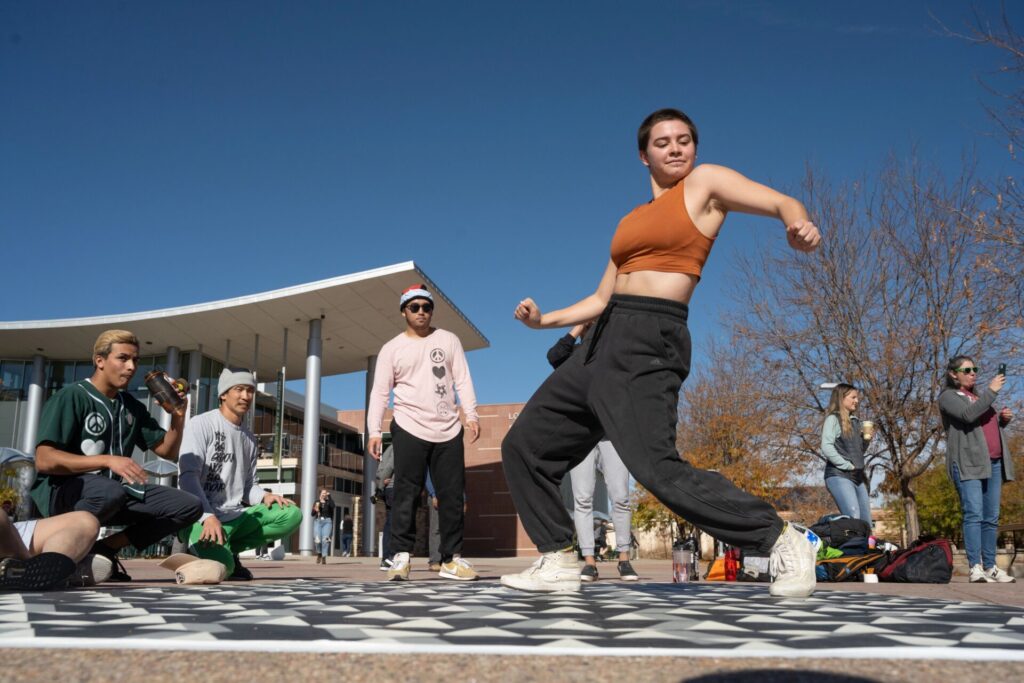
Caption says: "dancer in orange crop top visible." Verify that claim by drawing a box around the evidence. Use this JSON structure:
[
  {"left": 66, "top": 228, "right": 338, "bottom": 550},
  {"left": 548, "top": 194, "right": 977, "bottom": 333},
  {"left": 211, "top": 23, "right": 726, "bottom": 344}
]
[{"left": 501, "top": 108, "right": 823, "bottom": 599}]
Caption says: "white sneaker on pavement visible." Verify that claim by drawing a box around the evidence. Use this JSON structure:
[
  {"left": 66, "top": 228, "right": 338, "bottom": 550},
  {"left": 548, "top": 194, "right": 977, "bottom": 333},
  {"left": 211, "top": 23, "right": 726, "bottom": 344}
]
[
  {"left": 768, "top": 523, "right": 817, "bottom": 598},
  {"left": 969, "top": 564, "right": 993, "bottom": 583},
  {"left": 387, "top": 552, "right": 411, "bottom": 581},
  {"left": 500, "top": 550, "right": 581, "bottom": 593},
  {"left": 985, "top": 565, "right": 1016, "bottom": 583}
]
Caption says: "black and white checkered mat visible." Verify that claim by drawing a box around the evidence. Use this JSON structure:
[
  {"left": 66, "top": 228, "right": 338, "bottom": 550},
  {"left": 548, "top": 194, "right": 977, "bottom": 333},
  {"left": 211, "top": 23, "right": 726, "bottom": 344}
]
[{"left": 2, "top": 581, "right": 1023, "bottom": 655}]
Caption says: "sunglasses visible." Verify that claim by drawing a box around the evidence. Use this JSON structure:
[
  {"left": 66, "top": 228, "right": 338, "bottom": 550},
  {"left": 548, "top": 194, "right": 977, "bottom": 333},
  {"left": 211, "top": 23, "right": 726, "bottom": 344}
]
[
  {"left": 406, "top": 302, "right": 433, "bottom": 314},
  {"left": 956, "top": 367, "right": 979, "bottom": 374}
]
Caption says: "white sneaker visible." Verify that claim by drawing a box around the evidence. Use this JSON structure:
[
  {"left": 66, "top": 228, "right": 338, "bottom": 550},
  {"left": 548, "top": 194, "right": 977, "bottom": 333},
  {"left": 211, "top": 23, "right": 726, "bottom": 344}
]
[
  {"left": 768, "top": 524, "right": 817, "bottom": 598},
  {"left": 969, "top": 564, "right": 993, "bottom": 583},
  {"left": 67, "top": 553, "right": 113, "bottom": 587},
  {"left": 387, "top": 552, "right": 410, "bottom": 581},
  {"left": 986, "top": 566, "right": 1016, "bottom": 583},
  {"left": 500, "top": 551, "right": 581, "bottom": 593},
  {"left": 983, "top": 565, "right": 1015, "bottom": 581}
]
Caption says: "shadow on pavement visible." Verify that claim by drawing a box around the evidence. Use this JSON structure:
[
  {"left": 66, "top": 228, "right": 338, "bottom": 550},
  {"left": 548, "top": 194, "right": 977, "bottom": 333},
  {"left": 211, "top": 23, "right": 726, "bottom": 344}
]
[{"left": 685, "top": 672, "right": 879, "bottom": 683}]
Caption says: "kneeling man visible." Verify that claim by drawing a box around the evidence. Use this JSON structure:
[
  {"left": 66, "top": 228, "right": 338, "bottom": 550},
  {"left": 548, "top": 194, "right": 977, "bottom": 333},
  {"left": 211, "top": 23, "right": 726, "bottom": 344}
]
[{"left": 178, "top": 368, "right": 301, "bottom": 579}]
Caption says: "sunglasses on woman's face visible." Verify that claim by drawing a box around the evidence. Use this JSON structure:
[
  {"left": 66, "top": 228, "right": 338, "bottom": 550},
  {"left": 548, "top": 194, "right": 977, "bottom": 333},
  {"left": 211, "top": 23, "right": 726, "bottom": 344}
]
[
  {"left": 956, "top": 367, "right": 979, "bottom": 374},
  {"left": 406, "top": 303, "right": 433, "bottom": 314}
]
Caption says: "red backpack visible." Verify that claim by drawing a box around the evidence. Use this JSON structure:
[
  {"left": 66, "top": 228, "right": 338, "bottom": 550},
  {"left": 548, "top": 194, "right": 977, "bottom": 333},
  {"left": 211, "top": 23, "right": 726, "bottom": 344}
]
[{"left": 878, "top": 538, "right": 953, "bottom": 583}]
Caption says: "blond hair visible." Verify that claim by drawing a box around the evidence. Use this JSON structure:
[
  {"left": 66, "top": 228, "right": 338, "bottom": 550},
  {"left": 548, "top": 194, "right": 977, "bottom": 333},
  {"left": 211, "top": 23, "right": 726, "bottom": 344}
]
[{"left": 93, "top": 329, "right": 140, "bottom": 360}]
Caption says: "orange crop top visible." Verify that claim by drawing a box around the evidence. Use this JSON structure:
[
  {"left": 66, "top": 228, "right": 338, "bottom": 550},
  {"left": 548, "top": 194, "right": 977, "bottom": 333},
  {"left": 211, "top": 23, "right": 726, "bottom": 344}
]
[{"left": 609, "top": 180, "right": 714, "bottom": 278}]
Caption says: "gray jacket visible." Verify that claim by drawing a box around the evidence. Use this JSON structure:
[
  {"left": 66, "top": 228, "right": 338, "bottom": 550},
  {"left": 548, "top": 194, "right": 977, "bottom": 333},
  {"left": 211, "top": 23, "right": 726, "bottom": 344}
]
[
  {"left": 938, "top": 387, "right": 1015, "bottom": 483},
  {"left": 375, "top": 445, "right": 395, "bottom": 490}
]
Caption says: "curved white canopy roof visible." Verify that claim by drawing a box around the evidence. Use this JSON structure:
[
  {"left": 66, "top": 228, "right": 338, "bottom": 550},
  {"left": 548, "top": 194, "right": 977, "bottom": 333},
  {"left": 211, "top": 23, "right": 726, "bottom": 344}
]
[{"left": 0, "top": 262, "right": 488, "bottom": 380}]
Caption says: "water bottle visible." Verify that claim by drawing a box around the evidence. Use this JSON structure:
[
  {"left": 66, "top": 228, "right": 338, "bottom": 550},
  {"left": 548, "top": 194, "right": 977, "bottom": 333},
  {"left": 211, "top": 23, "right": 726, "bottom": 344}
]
[{"left": 672, "top": 542, "right": 690, "bottom": 583}]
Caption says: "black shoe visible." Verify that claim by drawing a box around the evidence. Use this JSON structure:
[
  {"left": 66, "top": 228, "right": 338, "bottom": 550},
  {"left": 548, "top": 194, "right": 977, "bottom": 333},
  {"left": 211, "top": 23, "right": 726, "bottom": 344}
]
[
  {"left": 617, "top": 560, "right": 640, "bottom": 582},
  {"left": 580, "top": 564, "right": 599, "bottom": 582},
  {"left": 0, "top": 553, "right": 77, "bottom": 591},
  {"left": 90, "top": 541, "right": 132, "bottom": 582},
  {"left": 228, "top": 555, "right": 254, "bottom": 581}
]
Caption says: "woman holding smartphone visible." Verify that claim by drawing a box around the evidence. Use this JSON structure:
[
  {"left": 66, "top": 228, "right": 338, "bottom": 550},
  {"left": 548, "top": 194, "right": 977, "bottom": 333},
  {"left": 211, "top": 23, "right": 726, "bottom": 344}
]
[{"left": 939, "top": 357, "right": 1015, "bottom": 583}]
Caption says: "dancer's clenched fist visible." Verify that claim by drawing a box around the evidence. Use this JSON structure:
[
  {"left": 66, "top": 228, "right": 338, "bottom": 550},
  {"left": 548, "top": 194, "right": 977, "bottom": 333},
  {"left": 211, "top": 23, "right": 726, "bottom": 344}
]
[
  {"left": 786, "top": 220, "right": 821, "bottom": 252},
  {"left": 514, "top": 298, "right": 543, "bottom": 328}
]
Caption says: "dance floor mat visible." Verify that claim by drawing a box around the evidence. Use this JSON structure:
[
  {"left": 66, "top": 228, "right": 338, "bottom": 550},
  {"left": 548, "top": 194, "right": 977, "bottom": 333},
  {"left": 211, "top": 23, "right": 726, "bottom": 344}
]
[{"left": 2, "top": 581, "right": 1023, "bottom": 659}]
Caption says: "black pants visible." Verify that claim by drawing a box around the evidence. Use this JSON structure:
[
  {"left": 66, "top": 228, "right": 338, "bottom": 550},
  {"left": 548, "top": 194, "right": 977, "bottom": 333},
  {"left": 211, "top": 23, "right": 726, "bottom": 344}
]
[
  {"left": 389, "top": 419, "right": 465, "bottom": 561},
  {"left": 502, "top": 294, "right": 784, "bottom": 555},
  {"left": 50, "top": 473, "right": 203, "bottom": 550},
  {"left": 381, "top": 486, "right": 394, "bottom": 560}
]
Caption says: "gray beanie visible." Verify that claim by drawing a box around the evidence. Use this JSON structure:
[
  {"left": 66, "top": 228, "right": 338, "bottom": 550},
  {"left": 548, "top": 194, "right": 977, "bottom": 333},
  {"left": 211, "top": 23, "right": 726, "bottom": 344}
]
[{"left": 218, "top": 368, "right": 256, "bottom": 397}]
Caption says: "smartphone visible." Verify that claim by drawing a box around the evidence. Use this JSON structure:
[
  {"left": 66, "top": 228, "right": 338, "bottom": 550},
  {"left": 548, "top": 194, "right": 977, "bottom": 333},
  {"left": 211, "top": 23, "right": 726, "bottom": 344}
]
[{"left": 998, "top": 363, "right": 1007, "bottom": 376}]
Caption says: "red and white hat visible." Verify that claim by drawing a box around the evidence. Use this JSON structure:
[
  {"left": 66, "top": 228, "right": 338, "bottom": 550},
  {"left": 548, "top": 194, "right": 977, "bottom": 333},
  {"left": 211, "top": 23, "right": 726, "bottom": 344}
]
[{"left": 400, "top": 284, "right": 433, "bottom": 310}]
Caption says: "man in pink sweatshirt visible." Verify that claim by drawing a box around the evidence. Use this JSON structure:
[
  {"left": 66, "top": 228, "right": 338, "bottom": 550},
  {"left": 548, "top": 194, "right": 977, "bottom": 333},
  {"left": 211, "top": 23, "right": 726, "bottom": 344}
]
[{"left": 367, "top": 284, "right": 480, "bottom": 582}]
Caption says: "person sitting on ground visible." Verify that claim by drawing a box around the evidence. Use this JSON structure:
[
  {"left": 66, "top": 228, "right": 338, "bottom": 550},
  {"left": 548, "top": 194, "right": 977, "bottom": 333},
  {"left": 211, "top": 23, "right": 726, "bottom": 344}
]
[
  {"left": 0, "top": 507, "right": 112, "bottom": 590},
  {"left": 178, "top": 368, "right": 302, "bottom": 580},
  {"left": 31, "top": 329, "right": 203, "bottom": 582}
]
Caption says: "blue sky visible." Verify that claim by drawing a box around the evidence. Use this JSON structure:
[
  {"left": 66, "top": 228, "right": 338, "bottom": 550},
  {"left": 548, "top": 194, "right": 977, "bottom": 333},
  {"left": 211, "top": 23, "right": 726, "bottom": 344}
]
[{"left": 1, "top": 1, "right": 1019, "bottom": 410}]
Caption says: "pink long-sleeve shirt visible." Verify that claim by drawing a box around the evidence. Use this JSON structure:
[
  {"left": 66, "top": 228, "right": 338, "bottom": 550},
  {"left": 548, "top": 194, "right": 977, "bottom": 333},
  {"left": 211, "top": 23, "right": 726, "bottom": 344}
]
[{"left": 367, "top": 328, "right": 479, "bottom": 443}]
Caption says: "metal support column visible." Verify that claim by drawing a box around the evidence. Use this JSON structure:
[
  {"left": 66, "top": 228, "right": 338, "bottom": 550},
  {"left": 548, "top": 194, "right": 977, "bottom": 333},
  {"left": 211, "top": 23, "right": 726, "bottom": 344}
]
[
  {"left": 158, "top": 346, "right": 181, "bottom": 431},
  {"left": 298, "top": 318, "right": 322, "bottom": 557},
  {"left": 248, "top": 333, "right": 259, "bottom": 432},
  {"left": 153, "top": 346, "right": 181, "bottom": 486},
  {"left": 361, "top": 354, "right": 377, "bottom": 555},
  {"left": 17, "top": 355, "right": 46, "bottom": 455},
  {"left": 187, "top": 347, "right": 202, "bottom": 416}
]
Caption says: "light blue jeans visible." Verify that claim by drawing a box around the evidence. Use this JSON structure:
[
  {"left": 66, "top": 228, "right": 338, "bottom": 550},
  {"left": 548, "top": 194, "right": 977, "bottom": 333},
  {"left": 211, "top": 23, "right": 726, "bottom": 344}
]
[
  {"left": 952, "top": 459, "right": 1003, "bottom": 569},
  {"left": 314, "top": 518, "right": 333, "bottom": 557},
  {"left": 825, "top": 476, "right": 872, "bottom": 526}
]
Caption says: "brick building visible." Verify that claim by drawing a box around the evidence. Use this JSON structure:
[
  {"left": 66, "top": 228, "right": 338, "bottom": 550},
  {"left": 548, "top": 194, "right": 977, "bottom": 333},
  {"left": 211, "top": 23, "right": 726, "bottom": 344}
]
[{"left": 339, "top": 402, "right": 543, "bottom": 557}]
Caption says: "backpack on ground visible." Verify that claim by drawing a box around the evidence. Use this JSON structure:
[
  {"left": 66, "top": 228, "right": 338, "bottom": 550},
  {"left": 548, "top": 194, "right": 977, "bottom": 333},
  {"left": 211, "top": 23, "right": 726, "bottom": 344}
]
[
  {"left": 878, "top": 537, "right": 953, "bottom": 583},
  {"left": 810, "top": 515, "right": 872, "bottom": 549},
  {"left": 738, "top": 551, "right": 770, "bottom": 582},
  {"left": 815, "top": 550, "right": 889, "bottom": 582}
]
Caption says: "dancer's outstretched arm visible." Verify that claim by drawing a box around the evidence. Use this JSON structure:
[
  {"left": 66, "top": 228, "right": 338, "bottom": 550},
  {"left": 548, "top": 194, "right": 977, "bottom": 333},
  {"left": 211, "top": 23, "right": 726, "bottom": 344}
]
[{"left": 514, "top": 259, "right": 617, "bottom": 330}]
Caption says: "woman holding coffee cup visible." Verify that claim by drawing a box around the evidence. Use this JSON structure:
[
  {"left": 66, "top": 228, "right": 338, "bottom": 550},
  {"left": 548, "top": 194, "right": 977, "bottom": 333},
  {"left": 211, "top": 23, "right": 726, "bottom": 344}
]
[
  {"left": 939, "top": 356, "right": 1015, "bottom": 583},
  {"left": 821, "top": 383, "right": 873, "bottom": 525}
]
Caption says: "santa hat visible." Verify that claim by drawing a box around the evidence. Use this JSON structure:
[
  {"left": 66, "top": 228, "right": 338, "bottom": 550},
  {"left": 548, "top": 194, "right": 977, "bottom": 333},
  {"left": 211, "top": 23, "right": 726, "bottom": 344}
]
[{"left": 400, "top": 284, "right": 433, "bottom": 310}]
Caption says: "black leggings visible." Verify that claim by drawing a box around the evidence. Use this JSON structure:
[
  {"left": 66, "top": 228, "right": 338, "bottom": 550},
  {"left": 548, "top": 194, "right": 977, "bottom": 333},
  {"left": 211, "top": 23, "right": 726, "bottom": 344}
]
[{"left": 501, "top": 294, "right": 784, "bottom": 554}]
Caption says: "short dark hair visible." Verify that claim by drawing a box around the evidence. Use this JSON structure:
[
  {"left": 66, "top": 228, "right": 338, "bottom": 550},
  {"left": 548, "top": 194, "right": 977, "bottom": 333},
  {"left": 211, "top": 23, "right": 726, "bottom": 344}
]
[{"left": 637, "top": 108, "right": 699, "bottom": 152}]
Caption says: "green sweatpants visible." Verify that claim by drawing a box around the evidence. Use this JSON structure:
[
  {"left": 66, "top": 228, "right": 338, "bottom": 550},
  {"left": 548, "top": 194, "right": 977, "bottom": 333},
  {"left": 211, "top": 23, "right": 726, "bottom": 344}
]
[{"left": 188, "top": 504, "right": 302, "bottom": 574}]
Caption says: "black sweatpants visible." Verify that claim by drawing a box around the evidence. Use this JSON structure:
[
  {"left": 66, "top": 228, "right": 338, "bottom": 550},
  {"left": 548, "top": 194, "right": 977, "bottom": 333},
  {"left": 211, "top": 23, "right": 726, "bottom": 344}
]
[
  {"left": 501, "top": 294, "right": 784, "bottom": 555},
  {"left": 49, "top": 473, "right": 203, "bottom": 550},
  {"left": 389, "top": 419, "right": 465, "bottom": 562}
]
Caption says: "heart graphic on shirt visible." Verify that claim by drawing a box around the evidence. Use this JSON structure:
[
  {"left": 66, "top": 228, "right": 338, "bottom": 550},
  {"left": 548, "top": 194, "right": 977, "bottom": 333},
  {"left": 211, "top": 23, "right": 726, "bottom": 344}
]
[
  {"left": 433, "top": 366, "right": 446, "bottom": 379},
  {"left": 81, "top": 439, "right": 106, "bottom": 456}
]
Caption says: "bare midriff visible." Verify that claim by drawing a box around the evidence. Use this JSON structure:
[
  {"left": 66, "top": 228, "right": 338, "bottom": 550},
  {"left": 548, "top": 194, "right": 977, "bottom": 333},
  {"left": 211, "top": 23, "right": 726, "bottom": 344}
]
[{"left": 614, "top": 270, "right": 699, "bottom": 304}]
